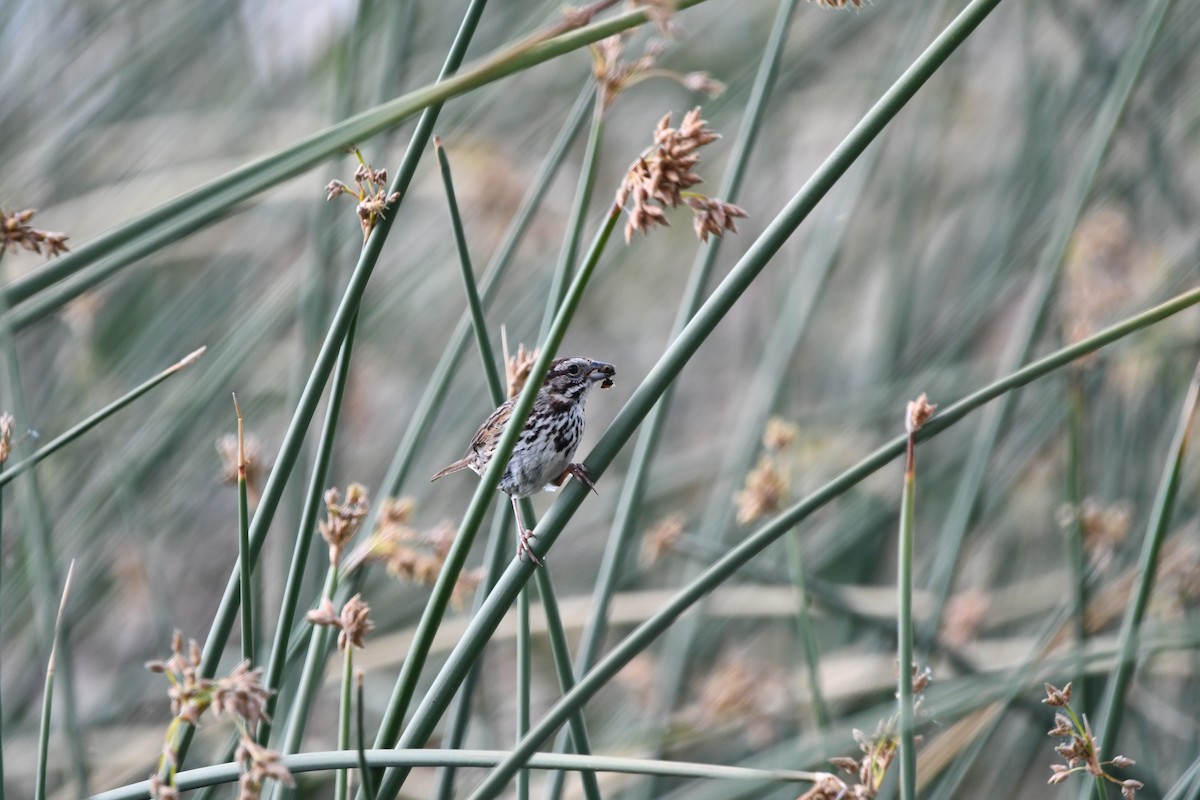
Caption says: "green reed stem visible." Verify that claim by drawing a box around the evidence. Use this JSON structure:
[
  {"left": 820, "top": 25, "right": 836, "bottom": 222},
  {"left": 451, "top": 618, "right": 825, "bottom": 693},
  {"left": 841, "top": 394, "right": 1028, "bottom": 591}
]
[
  {"left": 1065, "top": 366, "right": 1088, "bottom": 707},
  {"left": 0, "top": 485, "right": 4, "bottom": 799},
  {"left": 538, "top": 97, "right": 604, "bottom": 343},
  {"left": 897, "top": 421, "right": 919, "bottom": 800},
  {"left": 92, "top": 748, "right": 821, "bottom": 800},
  {"left": 0, "top": 274, "right": 88, "bottom": 795},
  {"left": 433, "top": 500, "right": 511, "bottom": 800},
  {"left": 516, "top": 561, "right": 531, "bottom": 800},
  {"left": 337, "top": 646, "right": 354, "bottom": 800},
  {"left": 1096, "top": 360, "right": 1200, "bottom": 759},
  {"left": 356, "top": 670, "right": 376, "bottom": 800},
  {"left": 258, "top": 313, "right": 357, "bottom": 746},
  {"left": 533, "top": 567, "right": 603, "bottom": 800},
  {"left": 233, "top": 395, "right": 254, "bottom": 666},
  {"left": 0, "top": 347, "right": 206, "bottom": 488},
  {"left": 35, "top": 561, "right": 74, "bottom": 800},
  {"left": 784, "top": 528, "right": 830, "bottom": 729}
]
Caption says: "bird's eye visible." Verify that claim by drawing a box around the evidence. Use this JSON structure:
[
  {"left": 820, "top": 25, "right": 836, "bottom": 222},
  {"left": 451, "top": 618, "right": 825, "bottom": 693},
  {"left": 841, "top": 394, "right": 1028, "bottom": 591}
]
[{"left": 566, "top": 363, "right": 581, "bottom": 377}]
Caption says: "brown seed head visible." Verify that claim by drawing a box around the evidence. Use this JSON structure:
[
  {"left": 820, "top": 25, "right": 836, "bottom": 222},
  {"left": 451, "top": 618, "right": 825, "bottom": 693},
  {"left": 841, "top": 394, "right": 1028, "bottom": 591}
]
[
  {"left": 506, "top": 342, "right": 541, "bottom": 399},
  {"left": 906, "top": 393, "right": 937, "bottom": 435},
  {"left": 236, "top": 734, "right": 295, "bottom": 800},
  {"left": 1042, "top": 682, "right": 1072, "bottom": 707},
  {"left": 734, "top": 454, "right": 789, "bottom": 525},
  {"left": 1121, "top": 779, "right": 1143, "bottom": 799},
  {"left": 1, "top": 208, "right": 70, "bottom": 258},
  {"left": 0, "top": 413, "right": 14, "bottom": 464},
  {"left": 211, "top": 661, "right": 272, "bottom": 732},
  {"left": 685, "top": 196, "right": 747, "bottom": 243},
  {"left": 337, "top": 594, "right": 374, "bottom": 650},
  {"left": 640, "top": 512, "right": 686, "bottom": 567},
  {"left": 307, "top": 594, "right": 374, "bottom": 651},
  {"left": 618, "top": 107, "right": 723, "bottom": 243},
  {"left": 319, "top": 483, "right": 371, "bottom": 566}
]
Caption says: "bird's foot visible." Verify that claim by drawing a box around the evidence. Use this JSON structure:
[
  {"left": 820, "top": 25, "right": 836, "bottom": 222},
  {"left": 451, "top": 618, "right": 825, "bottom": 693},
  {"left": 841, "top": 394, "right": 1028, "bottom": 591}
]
[
  {"left": 517, "top": 527, "right": 544, "bottom": 566},
  {"left": 558, "top": 463, "right": 597, "bottom": 494}
]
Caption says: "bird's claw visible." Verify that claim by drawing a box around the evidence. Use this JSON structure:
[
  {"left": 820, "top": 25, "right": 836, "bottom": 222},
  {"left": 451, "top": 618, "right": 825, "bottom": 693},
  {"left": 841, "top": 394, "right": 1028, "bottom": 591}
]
[
  {"left": 563, "top": 463, "right": 597, "bottom": 495},
  {"left": 518, "top": 528, "right": 544, "bottom": 566}
]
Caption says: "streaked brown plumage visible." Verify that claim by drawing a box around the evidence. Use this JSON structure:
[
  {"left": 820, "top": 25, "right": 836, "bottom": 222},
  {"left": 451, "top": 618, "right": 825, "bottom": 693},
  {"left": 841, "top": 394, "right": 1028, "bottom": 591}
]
[{"left": 431, "top": 356, "right": 616, "bottom": 563}]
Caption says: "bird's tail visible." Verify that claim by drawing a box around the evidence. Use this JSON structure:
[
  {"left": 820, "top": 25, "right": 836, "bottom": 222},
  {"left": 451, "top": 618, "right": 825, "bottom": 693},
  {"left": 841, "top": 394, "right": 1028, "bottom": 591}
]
[{"left": 430, "top": 458, "right": 470, "bottom": 482}]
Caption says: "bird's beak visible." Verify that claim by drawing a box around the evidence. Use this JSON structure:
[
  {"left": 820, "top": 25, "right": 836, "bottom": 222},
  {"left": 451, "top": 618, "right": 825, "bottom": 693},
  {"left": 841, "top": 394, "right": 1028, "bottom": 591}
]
[{"left": 589, "top": 360, "right": 616, "bottom": 388}]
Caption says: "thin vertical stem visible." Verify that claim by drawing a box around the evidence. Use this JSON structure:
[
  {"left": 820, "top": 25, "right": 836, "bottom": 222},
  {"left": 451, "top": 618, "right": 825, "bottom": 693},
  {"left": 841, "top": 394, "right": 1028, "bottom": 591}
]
[
  {"left": 897, "top": 426, "right": 919, "bottom": 800},
  {"left": 516, "top": 560, "right": 532, "bottom": 800},
  {"left": 258, "top": 313, "right": 358, "bottom": 746},
  {"left": 1065, "top": 367, "right": 1088, "bottom": 708},
  {"left": 784, "top": 529, "right": 830, "bottom": 729},
  {"left": 235, "top": 394, "right": 254, "bottom": 666},
  {"left": 1096, "top": 361, "right": 1200, "bottom": 759},
  {"left": 337, "top": 646, "right": 354, "bottom": 800},
  {"left": 538, "top": 99, "right": 604, "bottom": 343},
  {"left": 357, "top": 670, "right": 376, "bottom": 800},
  {"left": 434, "top": 137, "right": 503, "bottom": 404},
  {"left": 35, "top": 561, "right": 75, "bottom": 800}
]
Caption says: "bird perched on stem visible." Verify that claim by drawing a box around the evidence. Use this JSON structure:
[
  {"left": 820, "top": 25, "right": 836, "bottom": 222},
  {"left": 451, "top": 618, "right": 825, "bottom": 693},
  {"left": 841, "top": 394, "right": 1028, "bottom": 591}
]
[{"left": 431, "top": 356, "right": 616, "bottom": 564}]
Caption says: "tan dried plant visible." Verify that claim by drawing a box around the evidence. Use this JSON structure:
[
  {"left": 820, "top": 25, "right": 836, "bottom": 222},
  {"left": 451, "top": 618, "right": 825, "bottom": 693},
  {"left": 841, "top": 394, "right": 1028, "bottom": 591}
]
[
  {"left": 319, "top": 483, "right": 371, "bottom": 567},
  {"left": 616, "top": 107, "right": 746, "bottom": 244},
  {"left": 1043, "top": 682, "right": 1141, "bottom": 798},
  {"left": 326, "top": 147, "right": 402, "bottom": 241},
  {"left": 1, "top": 207, "right": 69, "bottom": 257}
]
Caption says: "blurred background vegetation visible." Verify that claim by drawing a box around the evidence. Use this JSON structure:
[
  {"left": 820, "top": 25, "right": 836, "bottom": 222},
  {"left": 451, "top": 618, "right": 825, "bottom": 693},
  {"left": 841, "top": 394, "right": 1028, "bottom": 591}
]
[{"left": 2, "top": 0, "right": 1200, "bottom": 797}]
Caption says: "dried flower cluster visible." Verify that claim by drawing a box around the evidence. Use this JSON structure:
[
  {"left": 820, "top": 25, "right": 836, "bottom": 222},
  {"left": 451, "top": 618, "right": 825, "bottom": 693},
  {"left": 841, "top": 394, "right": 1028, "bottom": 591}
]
[
  {"left": 685, "top": 653, "right": 790, "bottom": 746},
  {"left": 825, "top": 724, "right": 902, "bottom": 796},
  {"left": 1, "top": 208, "right": 69, "bottom": 258},
  {"left": 820, "top": 666, "right": 932, "bottom": 798},
  {"left": 640, "top": 512, "right": 686, "bottom": 566},
  {"left": 145, "top": 632, "right": 283, "bottom": 799},
  {"left": 0, "top": 413, "right": 14, "bottom": 465},
  {"left": 326, "top": 149, "right": 402, "bottom": 241},
  {"left": 905, "top": 393, "right": 937, "bottom": 435},
  {"left": 616, "top": 107, "right": 746, "bottom": 243},
  {"left": 307, "top": 593, "right": 375, "bottom": 651},
  {"left": 1056, "top": 497, "right": 1132, "bottom": 572},
  {"left": 235, "top": 735, "right": 295, "bottom": 800},
  {"left": 734, "top": 416, "right": 798, "bottom": 525},
  {"left": 343, "top": 497, "right": 483, "bottom": 608},
  {"left": 810, "top": 0, "right": 864, "bottom": 8},
  {"left": 319, "top": 483, "right": 371, "bottom": 567},
  {"left": 1043, "top": 682, "right": 1141, "bottom": 798},
  {"left": 211, "top": 661, "right": 272, "bottom": 728},
  {"left": 145, "top": 633, "right": 272, "bottom": 737},
  {"left": 506, "top": 341, "right": 541, "bottom": 399}
]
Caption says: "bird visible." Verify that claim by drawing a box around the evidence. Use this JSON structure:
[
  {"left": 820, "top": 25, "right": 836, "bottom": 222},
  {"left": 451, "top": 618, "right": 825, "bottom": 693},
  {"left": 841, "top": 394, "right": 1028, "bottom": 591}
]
[{"left": 431, "top": 356, "right": 616, "bottom": 565}]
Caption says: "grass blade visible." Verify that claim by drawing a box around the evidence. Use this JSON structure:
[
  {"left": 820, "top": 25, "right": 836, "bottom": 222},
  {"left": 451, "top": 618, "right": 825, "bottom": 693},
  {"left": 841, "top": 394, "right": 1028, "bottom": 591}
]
[
  {"left": 35, "top": 560, "right": 74, "bottom": 800},
  {"left": 0, "top": 347, "right": 206, "bottom": 489}
]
